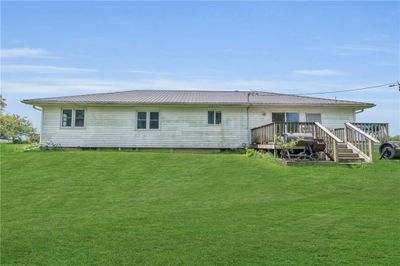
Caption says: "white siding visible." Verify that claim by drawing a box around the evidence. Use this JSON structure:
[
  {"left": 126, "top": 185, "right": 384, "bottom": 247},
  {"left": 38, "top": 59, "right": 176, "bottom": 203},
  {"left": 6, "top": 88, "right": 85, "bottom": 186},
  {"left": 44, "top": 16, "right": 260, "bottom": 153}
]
[
  {"left": 41, "top": 105, "right": 249, "bottom": 148},
  {"left": 41, "top": 105, "right": 356, "bottom": 148},
  {"left": 248, "top": 106, "right": 355, "bottom": 129}
]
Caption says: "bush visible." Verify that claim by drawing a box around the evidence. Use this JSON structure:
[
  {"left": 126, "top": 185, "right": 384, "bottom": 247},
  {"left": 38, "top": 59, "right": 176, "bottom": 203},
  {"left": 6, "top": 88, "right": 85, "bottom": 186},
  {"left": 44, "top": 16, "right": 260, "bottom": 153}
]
[
  {"left": 245, "top": 148, "right": 256, "bottom": 157},
  {"left": 245, "top": 149, "right": 281, "bottom": 164},
  {"left": 29, "top": 133, "right": 40, "bottom": 143},
  {"left": 23, "top": 143, "right": 41, "bottom": 152},
  {"left": 23, "top": 141, "right": 63, "bottom": 152},
  {"left": 390, "top": 135, "right": 400, "bottom": 141}
]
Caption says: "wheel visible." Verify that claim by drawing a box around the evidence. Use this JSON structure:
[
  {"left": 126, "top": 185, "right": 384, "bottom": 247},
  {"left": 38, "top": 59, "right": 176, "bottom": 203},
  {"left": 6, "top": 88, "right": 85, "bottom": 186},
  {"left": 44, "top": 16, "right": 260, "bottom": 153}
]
[{"left": 381, "top": 146, "right": 395, "bottom": 160}]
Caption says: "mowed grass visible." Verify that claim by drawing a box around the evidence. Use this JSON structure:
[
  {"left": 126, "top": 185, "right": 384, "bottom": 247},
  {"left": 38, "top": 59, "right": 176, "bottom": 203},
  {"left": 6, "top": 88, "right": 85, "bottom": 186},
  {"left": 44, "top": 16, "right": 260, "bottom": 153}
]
[{"left": 1, "top": 145, "right": 399, "bottom": 265}]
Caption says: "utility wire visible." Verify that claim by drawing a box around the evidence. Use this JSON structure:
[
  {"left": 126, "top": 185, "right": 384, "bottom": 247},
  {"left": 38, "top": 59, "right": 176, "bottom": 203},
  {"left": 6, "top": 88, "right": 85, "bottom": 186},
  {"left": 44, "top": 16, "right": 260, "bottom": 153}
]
[{"left": 294, "top": 81, "right": 398, "bottom": 96}]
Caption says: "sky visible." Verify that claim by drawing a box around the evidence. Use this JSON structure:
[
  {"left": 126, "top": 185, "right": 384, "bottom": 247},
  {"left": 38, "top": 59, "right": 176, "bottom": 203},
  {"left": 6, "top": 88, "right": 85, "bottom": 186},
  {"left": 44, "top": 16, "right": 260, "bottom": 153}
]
[{"left": 1, "top": 1, "right": 399, "bottom": 134}]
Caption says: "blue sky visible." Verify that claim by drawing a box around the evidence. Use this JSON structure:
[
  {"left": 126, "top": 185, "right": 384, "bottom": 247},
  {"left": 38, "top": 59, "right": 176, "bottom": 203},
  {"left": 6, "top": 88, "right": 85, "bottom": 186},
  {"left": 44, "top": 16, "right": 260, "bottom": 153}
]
[{"left": 1, "top": 1, "right": 399, "bottom": 134}]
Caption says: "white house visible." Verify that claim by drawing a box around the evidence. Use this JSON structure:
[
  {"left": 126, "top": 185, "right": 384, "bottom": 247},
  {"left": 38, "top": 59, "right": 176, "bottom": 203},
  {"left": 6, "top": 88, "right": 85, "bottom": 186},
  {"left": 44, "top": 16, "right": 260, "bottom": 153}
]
[{"left": 22, "top": 90, "right": 375, "bottom": 149}]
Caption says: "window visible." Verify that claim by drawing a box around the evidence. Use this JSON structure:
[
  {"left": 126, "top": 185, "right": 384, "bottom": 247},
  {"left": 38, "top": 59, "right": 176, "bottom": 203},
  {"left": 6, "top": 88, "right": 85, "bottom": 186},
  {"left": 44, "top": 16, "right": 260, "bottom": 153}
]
[
  {"left": 208, "top": 111, "right": 214, "bottom": 124},
  {"left": 306, "top": 113, "right": 322, "bottom": 123},
  {"left": 137, "top": 111, "right": 159, "bottom": 129},
  {"left": 286, "top": 112, "right": 299, "bottom": 122},
  {"left": 149, "top": 112, "right": 159, "bottom": 129},
  {"left": 62, "top": 109, "right": 85, "bottom": 128},
  {"left": 272, "top": 112, "right": 285, "bottom": 122},
  {"left": 75, "top": 110, "right": 85, "bottom": 127},
  {"left": 272, "top": 112, "right": 299, "bottom": 122},
  {"left": 215, "top": 111, "right": 221, "bottom": 124},
  {"left": 137, "top": 112, "right": 147, "bottom": 129},
  {"left": 62, "top": 109, "right": 72, "bottom": 127},
  {"left": 208, "top": 111, "right": 221, "bottom": 125}
]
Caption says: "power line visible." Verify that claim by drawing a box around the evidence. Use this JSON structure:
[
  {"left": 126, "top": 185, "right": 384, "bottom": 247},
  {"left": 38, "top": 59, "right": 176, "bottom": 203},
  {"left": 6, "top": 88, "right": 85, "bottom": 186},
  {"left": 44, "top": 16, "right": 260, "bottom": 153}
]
[{"left": 294, "top": 81, "right": 398, "bottom": 96}]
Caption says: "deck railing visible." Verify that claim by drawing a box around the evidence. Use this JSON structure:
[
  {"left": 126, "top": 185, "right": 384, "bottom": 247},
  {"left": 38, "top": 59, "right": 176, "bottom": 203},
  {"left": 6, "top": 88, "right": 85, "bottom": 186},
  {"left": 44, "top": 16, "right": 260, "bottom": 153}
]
[
  {"left": 251, "top": 122, "right": 342, "bottom": 161},
  {"left": 251, "top": 122, "right": 316, "bottom": 145},
  {"left": 345, "top": 122, "right": 380, "bottom": 162},
  {"left": 351, "top": 122, "right": 389, "bottom": 142},
  {"left": 332, "top": 128, "right": 346, "bottom": 141},
  {"left": 315, "top": 122, "right": 343, "bottom": 162}
]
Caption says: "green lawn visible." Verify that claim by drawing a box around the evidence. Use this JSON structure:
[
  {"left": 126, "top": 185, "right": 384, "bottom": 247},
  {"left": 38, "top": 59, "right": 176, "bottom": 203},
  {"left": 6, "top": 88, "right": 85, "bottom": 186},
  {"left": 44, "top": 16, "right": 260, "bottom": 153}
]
[{"left": 1, "top": 144, "right": 399, "bottom": 265}]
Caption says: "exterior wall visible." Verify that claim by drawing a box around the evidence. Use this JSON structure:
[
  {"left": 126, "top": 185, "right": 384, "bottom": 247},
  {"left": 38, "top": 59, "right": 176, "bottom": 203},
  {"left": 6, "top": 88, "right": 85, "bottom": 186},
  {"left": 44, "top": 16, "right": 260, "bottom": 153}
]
[
  {"left": 248, "top": 106, "right": 356, "bottom": 129},
  {"left": 41, "top": 105, "right": 249, "bottom": 148},
  {"left": 40, "top": 104, "right": 356, "bottom": 148}
]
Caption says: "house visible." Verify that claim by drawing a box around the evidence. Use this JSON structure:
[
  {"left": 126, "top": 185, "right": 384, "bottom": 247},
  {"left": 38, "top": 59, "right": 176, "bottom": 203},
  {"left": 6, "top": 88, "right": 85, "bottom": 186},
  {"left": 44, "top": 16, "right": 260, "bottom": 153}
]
[{"left": 23, "top": 90, "right": 387, "bottom": 162}]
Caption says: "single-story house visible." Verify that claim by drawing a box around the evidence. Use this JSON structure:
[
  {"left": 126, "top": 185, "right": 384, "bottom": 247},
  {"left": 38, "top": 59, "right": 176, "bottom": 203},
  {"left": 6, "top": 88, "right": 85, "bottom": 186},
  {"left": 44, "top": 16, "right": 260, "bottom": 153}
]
[{"left": 22, "top": 90, "right": 375, "bottom": 149}]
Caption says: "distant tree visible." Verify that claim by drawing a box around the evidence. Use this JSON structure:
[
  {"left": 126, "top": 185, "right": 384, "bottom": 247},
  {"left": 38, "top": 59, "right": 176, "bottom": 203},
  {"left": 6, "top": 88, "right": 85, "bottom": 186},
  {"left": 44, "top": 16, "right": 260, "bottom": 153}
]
[
  {"left": 0, "top": 114, "right": 36, "bottom": 142},
  {"left": 0, "top": 95, "right": 6, "bottom": 114}
]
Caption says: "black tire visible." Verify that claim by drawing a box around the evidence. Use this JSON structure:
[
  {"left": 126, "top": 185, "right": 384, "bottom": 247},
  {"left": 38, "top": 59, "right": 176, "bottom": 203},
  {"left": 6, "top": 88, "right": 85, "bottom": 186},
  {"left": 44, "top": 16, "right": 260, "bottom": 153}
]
[{"left": 381, "top": 146, "right": 395, "bottom": 159}]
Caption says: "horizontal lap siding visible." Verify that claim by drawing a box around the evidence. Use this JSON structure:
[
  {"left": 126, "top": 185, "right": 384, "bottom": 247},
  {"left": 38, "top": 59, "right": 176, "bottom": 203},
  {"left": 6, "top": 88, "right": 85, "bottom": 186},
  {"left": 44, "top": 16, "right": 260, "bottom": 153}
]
[
  {"left": 248, "top": 106, "right": 355, "bottom": 129},
  {"left": 41, "top": 106, "right": 249, "bottom": 148},
  {"left": 41, "top": 105, "right": 356, "bottom": 148}
]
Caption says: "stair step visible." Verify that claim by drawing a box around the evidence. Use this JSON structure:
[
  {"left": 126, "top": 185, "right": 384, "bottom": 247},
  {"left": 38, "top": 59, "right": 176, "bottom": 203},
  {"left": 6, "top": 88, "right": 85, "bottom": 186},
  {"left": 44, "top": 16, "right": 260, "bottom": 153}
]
[
  {"left": 338, "top": 153, "right": 360, "bottom": 158},
  {"left": 337, "top": 149, "right": 354, "bottom": 153},
  {"left": 338, "top": 162, "right": 363, "bottom": 166},
  {"left": 338, "top": 158, "right": 364, "bottom": 163}
]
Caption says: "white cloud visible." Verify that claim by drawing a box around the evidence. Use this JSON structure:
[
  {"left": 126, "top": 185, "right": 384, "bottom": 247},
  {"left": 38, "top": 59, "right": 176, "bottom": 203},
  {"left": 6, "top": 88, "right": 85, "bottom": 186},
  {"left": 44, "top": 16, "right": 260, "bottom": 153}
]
[
  {"left": 1, "top": 65, "right": 97, "bottom": 73},
  {"left": 127, "top": 70, "right": 173, "bottom": 76},
  {"left": 0, "top": 48, "right": 49, "bottom": 58},
  {"left": 293, "top": 69, "right": 344, "bottom": 76}
]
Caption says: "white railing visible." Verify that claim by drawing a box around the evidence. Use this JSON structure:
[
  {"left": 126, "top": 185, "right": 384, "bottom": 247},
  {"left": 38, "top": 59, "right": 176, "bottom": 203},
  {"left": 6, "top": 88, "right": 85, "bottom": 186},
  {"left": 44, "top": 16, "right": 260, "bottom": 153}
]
[
  {"left": 345, "top": 123, "right": 380, "bottom": 162},
  {"left": 351, "top": 122, "right": 389, "bottom": 142},
  {"left": 315, "top": 122, "right": 343, "bottom": 162}
]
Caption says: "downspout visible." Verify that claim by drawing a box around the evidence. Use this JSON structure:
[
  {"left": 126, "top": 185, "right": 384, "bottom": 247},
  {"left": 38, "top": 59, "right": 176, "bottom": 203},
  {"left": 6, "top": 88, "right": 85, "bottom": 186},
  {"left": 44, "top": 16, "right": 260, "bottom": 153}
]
[
  {"left": 355, "top": 109, "right": 364, "bottom": 114},
  {"left": 32, "top": 105, "right": 43, "bottom": 144}
]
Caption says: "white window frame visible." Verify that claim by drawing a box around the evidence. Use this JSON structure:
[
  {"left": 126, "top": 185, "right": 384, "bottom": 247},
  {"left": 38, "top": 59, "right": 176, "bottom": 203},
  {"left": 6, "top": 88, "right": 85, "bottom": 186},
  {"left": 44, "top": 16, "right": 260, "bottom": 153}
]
[
  {"left": 271, "top": 112, "right": 300, "bottom": 122},
  {"left": 60, "top": 108, "right": 86, "bottom": 129},
  {"left": 208, "top": 111, "right": 222, "bottom": 125},
  {"left": 136, "top": 111, "right": 160, "bottom": 130}
]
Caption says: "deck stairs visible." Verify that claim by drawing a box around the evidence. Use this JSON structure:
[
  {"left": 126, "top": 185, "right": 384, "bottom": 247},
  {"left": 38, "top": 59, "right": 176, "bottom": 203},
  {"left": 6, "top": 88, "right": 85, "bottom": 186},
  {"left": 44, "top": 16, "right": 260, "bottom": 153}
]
[{"left": 336, "top": 142, "right": 365, "bottom": 165}]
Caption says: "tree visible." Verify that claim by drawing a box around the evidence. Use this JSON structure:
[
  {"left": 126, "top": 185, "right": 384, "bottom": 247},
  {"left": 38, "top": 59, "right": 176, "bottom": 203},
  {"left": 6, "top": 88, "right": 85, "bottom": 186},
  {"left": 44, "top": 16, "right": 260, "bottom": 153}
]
[
  {"left": 0, "top": 114, "right": 36, "bottom": 142},
  {"left": 0, "top": 95, "right": 6, "bottom": 114}
]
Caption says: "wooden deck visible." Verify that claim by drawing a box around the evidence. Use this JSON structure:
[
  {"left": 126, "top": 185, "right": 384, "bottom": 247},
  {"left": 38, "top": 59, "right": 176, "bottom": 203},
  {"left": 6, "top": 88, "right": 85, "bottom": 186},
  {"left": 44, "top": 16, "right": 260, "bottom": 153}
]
[{"left": 251, "top": 122, "right": 389, "bottom": 163}]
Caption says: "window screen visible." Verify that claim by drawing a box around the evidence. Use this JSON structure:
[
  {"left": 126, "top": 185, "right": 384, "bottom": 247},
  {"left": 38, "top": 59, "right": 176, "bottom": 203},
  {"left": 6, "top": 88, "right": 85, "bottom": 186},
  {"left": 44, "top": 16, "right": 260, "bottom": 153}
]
[
  {"left": 208, "top": 111, "right": 215, "bottom": 124},
  {"left": 215, "top": 111, "right": 221, "bottom": 124},
  {"left": 62, "top": 109, "right": 72, "bottom": 127},
  {"left": 149, "top": 112, "right": 159, "bottom": 129},
  {"left": 137, "top": 112, "right": 147, "bottom": 129},
  {"left": 272, "top": 112, "right": 285, "bottom": 122},
  {"left": 75, "top": 110, "right": 85, "bottom": 127}
]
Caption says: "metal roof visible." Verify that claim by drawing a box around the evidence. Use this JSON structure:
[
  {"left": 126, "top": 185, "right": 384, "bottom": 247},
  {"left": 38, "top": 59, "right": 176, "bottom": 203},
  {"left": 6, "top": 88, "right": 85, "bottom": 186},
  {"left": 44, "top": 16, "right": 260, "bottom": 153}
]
[{"left": 22, "top": 90, "right": 375, "bottom": 108}]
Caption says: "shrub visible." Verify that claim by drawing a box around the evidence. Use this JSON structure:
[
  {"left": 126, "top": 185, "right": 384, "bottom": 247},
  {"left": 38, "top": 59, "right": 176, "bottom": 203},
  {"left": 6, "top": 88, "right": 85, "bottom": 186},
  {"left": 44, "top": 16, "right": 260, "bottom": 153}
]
[
  {"left": 245, "top": 148, "right": 256, "bottom": 157},
  {"left": 245, "top": 148, "right": 281, "bottom": 164},
  {"left": 23, "top": 143, "right": 41, "bottom": 152},
  {"left": 390, "top": 135, "right": 400, "bottom": 141},
  {"left": 23, "top": 141, "right": 63, "bottom": 152}
]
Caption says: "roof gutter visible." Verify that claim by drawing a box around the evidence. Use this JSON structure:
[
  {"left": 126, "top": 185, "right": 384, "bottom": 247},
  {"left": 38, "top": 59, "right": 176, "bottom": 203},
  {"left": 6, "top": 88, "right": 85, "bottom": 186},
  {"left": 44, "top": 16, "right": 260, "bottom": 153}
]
[{"left": 32, "top": 105, "right": 42, "bottom": 111}]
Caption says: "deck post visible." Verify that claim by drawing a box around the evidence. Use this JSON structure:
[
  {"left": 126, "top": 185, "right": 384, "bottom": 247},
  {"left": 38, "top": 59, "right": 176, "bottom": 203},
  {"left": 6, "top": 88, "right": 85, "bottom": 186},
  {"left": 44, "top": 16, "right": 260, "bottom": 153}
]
[
  {"left": 333, "top": 141, "right": 338, "bottom": 162},
  {"left": 368, "top": 139, "right": 374, "bottom": 162}
]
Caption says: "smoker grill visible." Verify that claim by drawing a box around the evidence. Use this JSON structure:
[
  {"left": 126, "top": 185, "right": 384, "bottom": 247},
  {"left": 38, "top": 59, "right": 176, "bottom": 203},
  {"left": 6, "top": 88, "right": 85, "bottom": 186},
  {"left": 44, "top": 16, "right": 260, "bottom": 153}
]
[
  {"left": 379, "top": 141, "right": 400, "bottom": 160},
  {"left": 281, "top": 133, "right": 326, "bottom": 160}
]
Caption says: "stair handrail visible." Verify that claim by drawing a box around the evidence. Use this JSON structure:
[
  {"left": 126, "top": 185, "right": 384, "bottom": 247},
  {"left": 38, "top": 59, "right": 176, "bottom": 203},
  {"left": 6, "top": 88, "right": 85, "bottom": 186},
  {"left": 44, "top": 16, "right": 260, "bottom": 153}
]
[
  {"left": 345, "top": 122, "right": 379, "bottom": 162},
  {"left": 315, "top": 122, "right": 342, "bottom": 162},
  {"left": 315, "top": 122, "right": 342, "bottom": 142},
  {"left": 346, "top": 123, "right": 380, "bottom": 143}
]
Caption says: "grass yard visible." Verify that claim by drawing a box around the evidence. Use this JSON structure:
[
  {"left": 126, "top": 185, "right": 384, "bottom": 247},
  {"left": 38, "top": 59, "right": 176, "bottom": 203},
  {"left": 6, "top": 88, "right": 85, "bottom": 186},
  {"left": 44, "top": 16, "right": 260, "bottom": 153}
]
[{"left": 1, "top": 144, "right": 399, "bottom": 265}]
